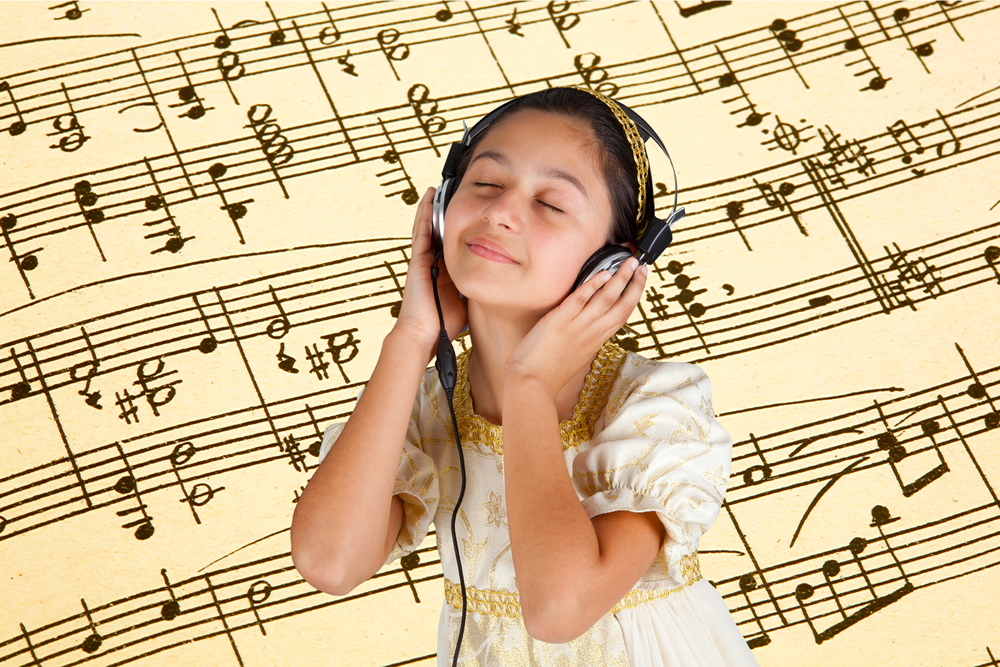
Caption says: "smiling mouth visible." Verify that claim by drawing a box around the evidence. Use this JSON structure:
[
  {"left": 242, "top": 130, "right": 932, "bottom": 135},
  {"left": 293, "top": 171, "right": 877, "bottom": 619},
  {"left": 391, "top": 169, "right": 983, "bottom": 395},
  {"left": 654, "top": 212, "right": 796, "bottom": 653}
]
[{"left": 468, "top": 243, "right": 518, "bottom": 264}]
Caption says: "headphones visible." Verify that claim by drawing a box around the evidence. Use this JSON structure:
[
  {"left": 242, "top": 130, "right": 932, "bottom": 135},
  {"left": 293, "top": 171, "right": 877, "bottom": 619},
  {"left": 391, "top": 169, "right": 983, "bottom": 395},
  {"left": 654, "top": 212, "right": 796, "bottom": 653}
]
[
  {"left": 431, "top": 92, "right": 686, "bottom": 291},
  {"left": 425, "top": 89, "right": 685, "bottom": 666}
]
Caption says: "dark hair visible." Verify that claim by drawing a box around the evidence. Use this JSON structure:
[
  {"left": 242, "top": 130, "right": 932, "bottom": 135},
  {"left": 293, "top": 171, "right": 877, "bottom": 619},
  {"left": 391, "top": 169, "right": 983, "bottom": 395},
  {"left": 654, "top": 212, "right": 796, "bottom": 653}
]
[{"left": 453, "top": 88, "right": 640, "bottom": 246}]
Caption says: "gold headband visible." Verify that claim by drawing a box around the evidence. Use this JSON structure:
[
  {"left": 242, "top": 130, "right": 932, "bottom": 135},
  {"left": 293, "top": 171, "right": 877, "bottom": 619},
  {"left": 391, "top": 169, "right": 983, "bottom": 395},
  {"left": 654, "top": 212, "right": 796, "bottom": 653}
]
[{"left": 572, "top": 86, "right": 650, "bottom": 242}]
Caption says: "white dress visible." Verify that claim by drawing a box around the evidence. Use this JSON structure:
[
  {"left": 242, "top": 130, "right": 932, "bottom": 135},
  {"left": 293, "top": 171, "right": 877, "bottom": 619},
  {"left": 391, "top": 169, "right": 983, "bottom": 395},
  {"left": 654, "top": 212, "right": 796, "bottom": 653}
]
[{"left": 318, "top": 339, "right": 760, "bottom": 667}]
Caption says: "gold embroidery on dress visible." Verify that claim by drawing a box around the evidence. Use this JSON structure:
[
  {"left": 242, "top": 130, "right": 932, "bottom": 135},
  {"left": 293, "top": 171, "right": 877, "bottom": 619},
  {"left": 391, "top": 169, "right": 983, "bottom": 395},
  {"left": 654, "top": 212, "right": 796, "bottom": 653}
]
[
  {"left": 444, "top": 553, "right": 702, "bottom": 617},
  {"left": 453, "top": 340, "right": 627, "bottom": 455}
]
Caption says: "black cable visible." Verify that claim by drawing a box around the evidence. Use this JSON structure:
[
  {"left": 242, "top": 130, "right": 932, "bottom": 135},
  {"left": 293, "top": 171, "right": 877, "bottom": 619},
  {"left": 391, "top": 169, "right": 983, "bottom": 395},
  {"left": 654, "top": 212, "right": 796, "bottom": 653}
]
[{"left": 430, "top": 250, "right": 468, "bottom": 667}]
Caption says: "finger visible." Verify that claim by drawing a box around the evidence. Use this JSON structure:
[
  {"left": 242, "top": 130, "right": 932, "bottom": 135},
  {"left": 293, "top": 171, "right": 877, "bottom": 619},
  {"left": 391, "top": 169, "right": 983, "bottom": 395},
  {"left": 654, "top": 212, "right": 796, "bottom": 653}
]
[
  {"left": 588, "top": 258, "right": 640, "bottom": 312},
  {"left": 568, "top": 268, "right": 615, "bottom": 315},
  {"left": 412, "top": 187, "right": 436, "bottom": 249}
]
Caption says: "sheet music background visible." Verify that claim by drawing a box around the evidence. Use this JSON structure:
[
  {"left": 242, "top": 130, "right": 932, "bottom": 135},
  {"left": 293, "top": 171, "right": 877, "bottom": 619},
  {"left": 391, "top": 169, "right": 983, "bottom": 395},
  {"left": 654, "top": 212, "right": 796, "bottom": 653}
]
[{"left": 2, "top": 1, "right": 999, "bottom": 665}]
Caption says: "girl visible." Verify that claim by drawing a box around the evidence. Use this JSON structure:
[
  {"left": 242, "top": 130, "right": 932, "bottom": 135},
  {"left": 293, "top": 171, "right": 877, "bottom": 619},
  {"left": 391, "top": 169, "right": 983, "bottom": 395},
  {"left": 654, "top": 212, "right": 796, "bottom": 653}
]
[{"left": 291, "top": 87, "right": 759, "bottom": 667}]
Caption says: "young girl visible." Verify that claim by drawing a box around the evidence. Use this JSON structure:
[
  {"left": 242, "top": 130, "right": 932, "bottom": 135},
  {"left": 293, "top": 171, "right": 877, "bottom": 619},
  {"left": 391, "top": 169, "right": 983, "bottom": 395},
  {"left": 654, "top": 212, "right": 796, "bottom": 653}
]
[{"left": 291, "top": 87, "right": 759, "bottom": 667}]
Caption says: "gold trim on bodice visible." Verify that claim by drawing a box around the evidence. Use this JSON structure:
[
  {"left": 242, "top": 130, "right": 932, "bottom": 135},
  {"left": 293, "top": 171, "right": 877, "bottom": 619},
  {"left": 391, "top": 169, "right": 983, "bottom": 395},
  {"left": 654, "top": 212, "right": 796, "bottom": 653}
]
[
  {"left": 444, "top": 553, "right": 702, "bottom": 617},
  {"left": 454, "top": 339, "right": 628, "bottom": 455}
]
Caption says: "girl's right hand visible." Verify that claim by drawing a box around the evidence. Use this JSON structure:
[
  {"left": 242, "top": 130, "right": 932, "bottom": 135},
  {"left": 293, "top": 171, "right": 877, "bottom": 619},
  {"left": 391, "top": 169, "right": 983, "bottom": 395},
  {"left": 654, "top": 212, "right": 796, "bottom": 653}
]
[{"left": 391, "top": 187, "right": 469, "bottom": 358}]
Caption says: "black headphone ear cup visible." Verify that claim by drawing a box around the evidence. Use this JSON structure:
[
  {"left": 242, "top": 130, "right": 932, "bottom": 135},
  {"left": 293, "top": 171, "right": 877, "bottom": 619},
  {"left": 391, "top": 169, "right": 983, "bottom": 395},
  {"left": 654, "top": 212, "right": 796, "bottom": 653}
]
[{"left": 572, "top": 244, "right": 634, "bottom": 292}]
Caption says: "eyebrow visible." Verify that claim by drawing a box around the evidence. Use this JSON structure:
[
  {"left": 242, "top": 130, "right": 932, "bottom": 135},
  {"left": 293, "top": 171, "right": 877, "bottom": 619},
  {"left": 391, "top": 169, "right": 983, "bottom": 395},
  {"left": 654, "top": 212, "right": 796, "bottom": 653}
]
[{"left": 470, "top": 150, "right": 589, "bottom": 200}]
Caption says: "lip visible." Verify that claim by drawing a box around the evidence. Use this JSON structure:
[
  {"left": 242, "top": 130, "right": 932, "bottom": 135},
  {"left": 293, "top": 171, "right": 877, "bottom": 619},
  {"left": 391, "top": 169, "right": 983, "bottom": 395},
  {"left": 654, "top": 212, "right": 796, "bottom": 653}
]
[{"left": 467, "top": 237, "right": 518, "bottom": 264}]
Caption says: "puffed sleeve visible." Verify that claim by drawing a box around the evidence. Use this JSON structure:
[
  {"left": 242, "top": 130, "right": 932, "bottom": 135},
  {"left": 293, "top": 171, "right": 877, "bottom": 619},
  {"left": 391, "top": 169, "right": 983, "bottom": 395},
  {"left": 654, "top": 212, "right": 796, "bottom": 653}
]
[
  {"left": 317, "top": 381, "right": 440, "bottom": 566},
  {"left": 572, "top": 360, "right": 731, "bottom": 555}
]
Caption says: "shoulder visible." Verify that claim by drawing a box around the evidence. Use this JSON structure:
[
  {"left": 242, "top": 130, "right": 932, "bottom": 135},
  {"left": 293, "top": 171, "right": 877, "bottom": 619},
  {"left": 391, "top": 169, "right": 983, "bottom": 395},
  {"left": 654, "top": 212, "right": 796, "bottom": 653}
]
[{"left": 606, "top": 350, "right": 716, "bottom": 422}]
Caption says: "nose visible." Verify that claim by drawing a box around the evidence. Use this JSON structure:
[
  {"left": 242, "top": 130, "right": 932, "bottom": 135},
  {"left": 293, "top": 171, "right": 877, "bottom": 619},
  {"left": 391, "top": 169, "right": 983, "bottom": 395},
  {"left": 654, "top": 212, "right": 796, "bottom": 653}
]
[{"left": 482, "top": 187, "right": 524, "bottom": 232}]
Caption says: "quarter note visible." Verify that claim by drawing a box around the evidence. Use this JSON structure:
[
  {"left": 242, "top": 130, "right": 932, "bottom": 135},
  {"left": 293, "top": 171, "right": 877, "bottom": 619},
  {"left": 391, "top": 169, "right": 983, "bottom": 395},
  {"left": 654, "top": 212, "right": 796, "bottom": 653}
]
[
  {"left": 191, "top": 295, "right": 219, "bottom": 353},
  {"left": 768, "top": 18, "right": 808, "bottom": 88},
  {"left": 160, "top": 568, "right": 182, "bottom": 620},
  {"left": 435, "top": 1, "right": 453, "bottom": 21},
  {"left": 887, "top": 119, "right": 925, "bottom": 169},
  {"left": 207, "top": 162, "right": 253, "bottom": 243},
  {"left": 170, "top": 52, "right": 212, "bottom": 121},
  {"left": 142, "top": 157, "right": 191, "bottom": 254},
  {"left": 892, "top": 7, "right": 934, "bottom": 72},
  {"left": 0, "top": 81, "right": 27, "bottom": 136},
  {"left": 985, "top": 245, "right": 1000, "bottom": 284},
  {"left": 49, "top": 0, "right": 86, "bottom": 20},
  {"left": 955, "top": 343, "right": 1000, "bottom": 429},
  {"left": 73, "top": 180, "right": 108, "bottom": 261},
  {"left": 385, "top": 259, "right": 405, "bottom": 318},
  {"left": 376, "top": 117, "right": 419, "bottom": 204},
  {"left": 8, "top": 346, "right": 32, "bottom": 400},
  {"left": 79, "top": 598, "right": 103, "bottom": 653},
  {"left": 265, "top": 1, "right": 286, "bottom": 45},
  {"left": 113, "top": 443, "right": 155, "bottom": 540},
  {"left": 400, "top": 553, "right": 422, "bottom": 603},
  {"left": 715, "top": 46, "right": 766, "bottom": 128},
  {"left": 211, "top": 7, "right": 233, "bottom": 49},
  {"left": 838, "top": 7, "right": 889, "bottom": 92},
  {"left": 736, "top": 572, "right": 771, "bottom": 647}
]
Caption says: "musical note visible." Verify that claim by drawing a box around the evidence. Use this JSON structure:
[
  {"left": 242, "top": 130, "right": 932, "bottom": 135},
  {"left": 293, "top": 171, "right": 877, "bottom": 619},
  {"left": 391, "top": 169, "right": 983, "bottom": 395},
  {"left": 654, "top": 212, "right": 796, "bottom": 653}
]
[
  {"left": 160, "top": 568, "right": 182, "bottom": 620},
  {"left": 795, "top": 509, "right": 914, "bottom": 644},
  {"left": 246, "top": 103, "right": 293, "bottom": 197},
  {"left": 435, "top": 1, "right": 453, "bottom": 22},
  {"left": 676, "top": 0, "right": 731, "bottom": 18},
  {"left": 247, "top": 580, "right": 273, "bottom": 633},
  {"left": 376, "top": 28, "right": 410, "bottom": 80},
  {"left": 735, "top": 572, "right": 771, "bottom": 647},
  {"left": 79, "top": 598, "right": 103, "bottom": 653},
  {"left": 874, "top": 401, "right": 949, "bottom": 497},
  {"left": 714, "top": 46, "right": 767, "bottom": 128},
  {"left": 48, "top": 82, "right": 90, "bottom": 152},
  {"left": 400, "top": 553, "right": 422, "bottom": 603},
  {"left": 207, "top": 162, "right": 253, "bottom": 243},
  {"left": 69, "top": 326, "right": 102, "bottom": 408},
  {"left": 986, "top": 246, "right": 1000, "bottom": 284},
  {"left": 191, "top": 295, "right": 220, "bottom": 354},
  {"left": 838, "top": 7, "right": 890, "bottom": 92},
  {"left": 8, "top": 346, "right": 33, "bottom": 400},
  {"left": 0, "top": 81, "right": 27, "bottom": 136},
  {"left": 141, "top": 157, "right": 191, "bottom": 254},
  {"left": 319, "top": 2, "right": 340, "bottom": 44},
  {"left": 384, "top": 259, "right": 405, "bottom": 318},
  {"left": 265, "top": 284, "right": 292, "bottom": 339},
  {"left": 168, "top": 51, "right": 212, "bottom": 120},
  {"left": 264, "top": 1, "right": 286, "bottom": 45},
  {"left": 407, "top": 84, "right": 447, "bottom": 156},
  {"left": 768, "top": 18, "right": 808, "bottom": 88},
  {"left": 574, "top": 52, "right": 619, "bottom": 97},
  {"left": 546, "top": 1, "right": 580, "bottom": 48},
  {"left": 887, "top": 119, "right": 925, "bottom": 172},
  {"left": 376, "top": 117, "right": 419, "bottom": 205},
  {"left": 892, "top": 7, "right": 935, "bottom": 72},
  {"left": 170, "top": 441, "right": 225, "bottom": 524},
  {"left": 737, "top": 433, "right": 773, "bottom": 486},
  {"left": 112, "top": 445, "right": 155, "bottom": 539},
  {"left": 49, "top": 0, "right": 86, "bottom": 20}
]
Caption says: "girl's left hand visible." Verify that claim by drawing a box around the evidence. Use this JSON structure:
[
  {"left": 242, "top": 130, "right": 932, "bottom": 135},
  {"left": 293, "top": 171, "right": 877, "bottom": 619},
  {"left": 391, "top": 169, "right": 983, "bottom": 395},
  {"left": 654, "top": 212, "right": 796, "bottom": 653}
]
[{"left": 504, "top": 257, "right": 648, "bottom": 398}]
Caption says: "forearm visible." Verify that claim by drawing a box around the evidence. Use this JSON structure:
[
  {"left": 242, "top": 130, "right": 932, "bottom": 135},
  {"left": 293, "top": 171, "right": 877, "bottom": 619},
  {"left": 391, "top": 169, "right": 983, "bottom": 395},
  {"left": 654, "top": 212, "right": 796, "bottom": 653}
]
[
  {"left": 501, "top": 375, "right": 603, "bottom": 625},
  {"left": 291, "top": 328, "right": 431, "bottom": 593}
]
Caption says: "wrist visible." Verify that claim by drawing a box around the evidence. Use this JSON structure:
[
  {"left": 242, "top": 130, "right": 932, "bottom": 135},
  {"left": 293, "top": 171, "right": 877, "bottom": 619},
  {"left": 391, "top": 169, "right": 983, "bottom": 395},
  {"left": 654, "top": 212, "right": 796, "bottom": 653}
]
[{"left": 385, "top": 326, "right": 436, "bottom": 367}]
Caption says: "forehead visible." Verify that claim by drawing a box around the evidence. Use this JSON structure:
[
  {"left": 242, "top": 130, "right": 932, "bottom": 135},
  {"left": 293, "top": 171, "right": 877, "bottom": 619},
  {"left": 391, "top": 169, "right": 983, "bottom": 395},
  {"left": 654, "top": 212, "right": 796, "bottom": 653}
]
[{"left": 470, "top": 110, "right": 603, "bottom": 179}]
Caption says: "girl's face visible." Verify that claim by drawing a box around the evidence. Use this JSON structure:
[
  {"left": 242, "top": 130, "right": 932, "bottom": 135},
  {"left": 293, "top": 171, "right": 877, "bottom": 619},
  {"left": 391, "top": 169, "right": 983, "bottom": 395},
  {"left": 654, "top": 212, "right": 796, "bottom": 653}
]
[{"left": 443, "top": 109, "right": 615, "bottom": 317}]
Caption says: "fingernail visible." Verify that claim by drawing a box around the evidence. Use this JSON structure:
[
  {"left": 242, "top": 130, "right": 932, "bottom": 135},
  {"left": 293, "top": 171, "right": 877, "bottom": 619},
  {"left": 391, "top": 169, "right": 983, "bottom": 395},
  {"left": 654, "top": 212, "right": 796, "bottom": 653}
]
[
  {"left": 601, "top": 271, "right": 612, "bottom": 282},
  {"left": 628, "top": 257, "right": 639, "bottom": 270},
  {"left": 639, "top": 264, "right": 648, "bottom": 276}
]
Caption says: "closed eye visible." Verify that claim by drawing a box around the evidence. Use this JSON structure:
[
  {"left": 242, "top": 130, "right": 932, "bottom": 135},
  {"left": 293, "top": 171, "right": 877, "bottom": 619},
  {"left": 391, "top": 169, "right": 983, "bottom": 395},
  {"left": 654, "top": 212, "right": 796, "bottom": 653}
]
[{"left": 537, "top": 200, "right": 563, "bottom": 214}]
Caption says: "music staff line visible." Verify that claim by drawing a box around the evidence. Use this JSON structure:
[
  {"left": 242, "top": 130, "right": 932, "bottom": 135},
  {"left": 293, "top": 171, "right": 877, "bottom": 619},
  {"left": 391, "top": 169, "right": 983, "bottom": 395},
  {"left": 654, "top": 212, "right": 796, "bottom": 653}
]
[
  {"left": 3, "top": 83, "right": 997, "bottom": 305},
  {"left": 718, "top": 500, "right": 1000, "bottom": 646},
  {"left": 1, "top": 0, "right": 987, "bottom": 141},
  {"left": 723, "top": 348, "right": 999, "bottom": 507},
  {"left": 0, "top": 241, "right": 409, "bottom": 407},
  {"left": 0, "top": 540, "right": 443, "bottom": 667},
  {"left": 626, "top": 215, "right": 1000, "bottom": 362}
]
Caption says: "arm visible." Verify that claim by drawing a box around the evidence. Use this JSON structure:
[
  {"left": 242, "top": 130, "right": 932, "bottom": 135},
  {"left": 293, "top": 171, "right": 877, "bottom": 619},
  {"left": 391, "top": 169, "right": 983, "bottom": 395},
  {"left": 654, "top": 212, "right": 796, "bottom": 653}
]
[
  {"left": 291, "top": 187, "right": 465, "bottom": 596},
  {"left": 290, "top": 329, "right": 426, "bottom": 596},
  {"left": 502, "top": 374, "right": 666, "bottom": 644}
]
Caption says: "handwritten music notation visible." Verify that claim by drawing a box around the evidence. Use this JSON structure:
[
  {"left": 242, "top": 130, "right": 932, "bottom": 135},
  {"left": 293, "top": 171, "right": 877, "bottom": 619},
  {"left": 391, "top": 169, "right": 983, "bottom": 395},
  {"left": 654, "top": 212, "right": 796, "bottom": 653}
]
[{"left": 2, "top": 2, "right": 999, "bottom": 666}]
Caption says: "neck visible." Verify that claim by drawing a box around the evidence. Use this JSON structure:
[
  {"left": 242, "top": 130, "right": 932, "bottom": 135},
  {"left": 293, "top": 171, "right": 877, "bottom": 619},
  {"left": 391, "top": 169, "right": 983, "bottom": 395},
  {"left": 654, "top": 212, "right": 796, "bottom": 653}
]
[{"left": 464, "top": 301, "right": 596, "bottom": 426}]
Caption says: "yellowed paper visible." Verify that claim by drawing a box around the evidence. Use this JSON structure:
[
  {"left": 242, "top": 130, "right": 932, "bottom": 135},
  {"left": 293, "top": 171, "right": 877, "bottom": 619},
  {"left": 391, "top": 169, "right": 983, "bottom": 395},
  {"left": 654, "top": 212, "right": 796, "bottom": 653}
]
[{"left": 2, "top": 1, "right": 999, "bottom": 665}]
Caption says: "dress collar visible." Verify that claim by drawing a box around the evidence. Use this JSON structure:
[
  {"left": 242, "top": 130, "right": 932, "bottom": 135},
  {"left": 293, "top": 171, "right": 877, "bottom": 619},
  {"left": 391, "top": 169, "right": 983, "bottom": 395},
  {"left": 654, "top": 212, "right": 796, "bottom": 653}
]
[{"left": 453, "top": 339, "right": 628, "bottom": 454}]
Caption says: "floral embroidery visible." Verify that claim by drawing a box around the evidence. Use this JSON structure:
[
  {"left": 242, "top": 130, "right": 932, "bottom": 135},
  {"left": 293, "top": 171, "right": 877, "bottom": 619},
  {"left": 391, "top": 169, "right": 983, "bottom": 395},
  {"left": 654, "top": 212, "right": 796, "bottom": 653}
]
[{"left": 483, "top": 492, "right": 506, "bottom": 528}]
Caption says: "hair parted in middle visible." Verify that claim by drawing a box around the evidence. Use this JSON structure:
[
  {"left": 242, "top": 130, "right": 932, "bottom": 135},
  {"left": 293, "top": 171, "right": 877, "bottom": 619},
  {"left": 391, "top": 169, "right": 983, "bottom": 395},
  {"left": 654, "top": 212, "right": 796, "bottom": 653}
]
[{"left": 451, "top": 87, "right": 646, "bottom": 247}]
